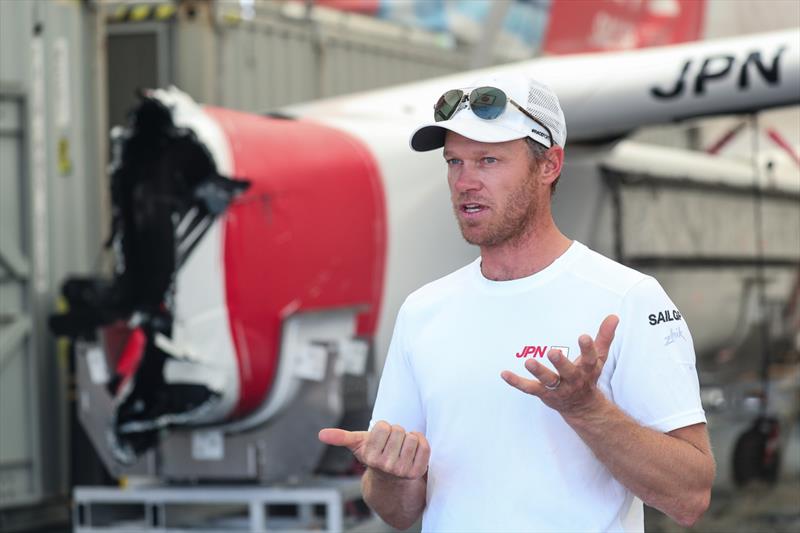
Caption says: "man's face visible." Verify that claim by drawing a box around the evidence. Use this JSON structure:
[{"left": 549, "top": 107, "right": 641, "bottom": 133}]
[{"left": 443, "top": 132, "right": 545, "bottom": 248}]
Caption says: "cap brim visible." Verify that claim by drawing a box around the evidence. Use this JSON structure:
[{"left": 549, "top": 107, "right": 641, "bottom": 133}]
[{"left": 409, "top": 120, "right": 530, "bottom": 152}]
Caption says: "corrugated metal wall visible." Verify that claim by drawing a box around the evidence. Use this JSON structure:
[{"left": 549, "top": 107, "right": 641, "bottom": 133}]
[
  {"left": 172, "top": 0, "right": 470, "bottom": 113},
  {"left": 0, "top": 0, "right": 105, "bottom": 528}
]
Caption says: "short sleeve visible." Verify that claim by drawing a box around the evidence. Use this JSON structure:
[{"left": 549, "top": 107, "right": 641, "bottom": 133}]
[
  {"left": 610, "top": 277, "right": 706, "bottom": 433},
  {"left": 369, "top": 302, "right": 426, "bottom": 434}
]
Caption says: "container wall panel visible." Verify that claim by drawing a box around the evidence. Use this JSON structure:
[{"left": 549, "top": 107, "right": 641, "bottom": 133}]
[
  {"left": 0, "top": 351, "right": 32, "bottom": 464},
  {"left": 0, "top": 2, "right": 34, "bottom": 85},
  {"left": 206, "top": 8, "right": 466, "bottom": 113},
  {"left": 0, "top": 88, "right": 40, "bottom": 511},
  {"left": 0, "top": 0, "right": 102, "bottom": 520}
]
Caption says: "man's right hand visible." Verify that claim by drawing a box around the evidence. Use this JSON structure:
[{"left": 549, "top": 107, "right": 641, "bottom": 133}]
[{"left": 318, "top": 421, "right": 430, "bottom": 480}]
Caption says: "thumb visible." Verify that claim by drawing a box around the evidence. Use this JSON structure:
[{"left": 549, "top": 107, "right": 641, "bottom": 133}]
[
  {"left": 596, "top": 314, "right": 620, "bottom": 355},
  {"left": 318, "top": 428, "right": 368, "bottom": 451}
]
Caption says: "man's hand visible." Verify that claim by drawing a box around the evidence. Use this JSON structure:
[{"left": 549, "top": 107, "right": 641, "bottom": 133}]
[
  {"left": 322, "top": 422, "right": 430, "bottom": 529},
  {"left": 501, "top": 314, "right": 619, "bottom": 416},
  {"left": 319, "top": 421, "right": 430, "bottom": 480},
  {"left": 501, "top": 313, "right": 714, "bottom": 525}
]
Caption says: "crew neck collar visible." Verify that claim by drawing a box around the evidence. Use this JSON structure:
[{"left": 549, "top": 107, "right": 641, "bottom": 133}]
[{"left": 470, "top": 241, "right": 584, "bottom": 294}]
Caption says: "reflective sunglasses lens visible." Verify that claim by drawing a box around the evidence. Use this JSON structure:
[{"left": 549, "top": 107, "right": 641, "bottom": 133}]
[
  {"left": 434, "top": 90, "right": 464, "bottom": 122},
  {"left": 470, "top": 87, "right": 506, "bottom": 120}
]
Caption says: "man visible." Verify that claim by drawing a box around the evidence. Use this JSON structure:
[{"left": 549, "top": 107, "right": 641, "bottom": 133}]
[{"left": 319, "top": 74, "right": 715, "bottom": 532}]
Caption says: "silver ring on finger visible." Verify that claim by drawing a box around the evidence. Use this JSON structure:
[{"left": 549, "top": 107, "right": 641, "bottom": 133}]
[{"left": 544, "top": 375, "right": 561, "bottom": 391}]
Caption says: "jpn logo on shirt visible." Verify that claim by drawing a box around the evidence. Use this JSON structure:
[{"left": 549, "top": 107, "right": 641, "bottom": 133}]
[{"left": 514, "top": 345, "right": 570, "bottom": 358}]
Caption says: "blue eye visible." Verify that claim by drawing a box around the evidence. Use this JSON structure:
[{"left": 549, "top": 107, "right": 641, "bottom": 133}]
[
  {"left": 483, "top": 157, "right": 497, "bottom": 164},
  {"left": 446, "top": 158, "right": 462, "bottom": 166}
]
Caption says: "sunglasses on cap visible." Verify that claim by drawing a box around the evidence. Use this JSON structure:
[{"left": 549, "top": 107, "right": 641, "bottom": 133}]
[{"left": 433, "top": 86, "right": 554, "bottom": 148}]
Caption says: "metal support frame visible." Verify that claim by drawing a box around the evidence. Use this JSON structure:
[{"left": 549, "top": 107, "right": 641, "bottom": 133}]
[
  {"left": 0, "top": 86, "right": 45, "bottom": 509},
  {"left": 73, "top": 477, "right": 368, "bottom": 532}
]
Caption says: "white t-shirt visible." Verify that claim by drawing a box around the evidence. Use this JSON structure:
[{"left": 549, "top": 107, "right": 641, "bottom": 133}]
[{"left": 371, "top": 241, "right": 706, "bottom": 532}]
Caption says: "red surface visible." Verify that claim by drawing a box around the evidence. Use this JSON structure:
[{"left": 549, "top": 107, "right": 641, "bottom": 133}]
[
  {"left": 290, "top": 0, "right": 379, "bottom": 15},
  {"left": 543, "top": 0, "right": 705, "bottom": 55},
  {"left": 102, "top": 324, "right": 145, "bottom": 393},
  {"left": 206, "top": 107, "right": 387, "bottom": 418},
  {"left": 116, "top": 327, "right": 146, "bottom": 379}
]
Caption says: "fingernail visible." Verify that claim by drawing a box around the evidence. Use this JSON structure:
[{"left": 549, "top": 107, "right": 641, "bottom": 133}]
[{"left": 548, "top": 350, "right": 561, "bottom": 362}]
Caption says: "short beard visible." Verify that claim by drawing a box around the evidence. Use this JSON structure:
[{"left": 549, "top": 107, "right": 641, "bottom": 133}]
[{"left": 456, "top": 168, "right": 539, "bottom": 248}]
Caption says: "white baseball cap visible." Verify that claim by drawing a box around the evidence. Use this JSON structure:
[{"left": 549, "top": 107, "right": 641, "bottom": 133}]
[{"left": 409, "top": 73, "right": 567, "bottom": 152}]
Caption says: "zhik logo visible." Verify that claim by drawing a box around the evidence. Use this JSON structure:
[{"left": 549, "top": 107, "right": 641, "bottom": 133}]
[{"left": 515, "top": 345, "right": 570, "bottom": 358}]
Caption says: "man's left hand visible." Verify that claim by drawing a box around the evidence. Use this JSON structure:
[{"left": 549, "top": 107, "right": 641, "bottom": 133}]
[{"left": 501, "top": 314, "right": 619, "bottom": 417}]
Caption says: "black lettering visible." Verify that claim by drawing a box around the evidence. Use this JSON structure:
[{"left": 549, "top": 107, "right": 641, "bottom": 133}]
[
  {"left": 651, "top": 59, "right": 691, "bottom": 99},
  {"left": 694, "top": 55, "right": 735, "bottom": 95},
  {"left": 651, "top": 309, "right": 683, "bottom": 325},
  {"left": 739, "top": 47, "right": 785, "bottom": 89}
]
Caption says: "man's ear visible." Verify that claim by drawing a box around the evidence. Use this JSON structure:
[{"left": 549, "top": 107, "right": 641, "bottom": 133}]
[{"left": 539, "top": 146, "right": 564, "bottom": 187}]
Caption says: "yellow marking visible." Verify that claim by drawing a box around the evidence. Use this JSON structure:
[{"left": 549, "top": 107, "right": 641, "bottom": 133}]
[
  {"left": 222, "top": 10, "right": 242, "bottom": 24},
  {"left": 130, "top": 5, "right": 151, "bottom": 22},
  {"left": 55, "top": 296, "right": 70, "bottom": 372},
  {"left": 58, "top": 137, "right": 73, "bottom": 176},
  {"left": 154, "top": 4, "right": 176, "bottom": 20}
]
